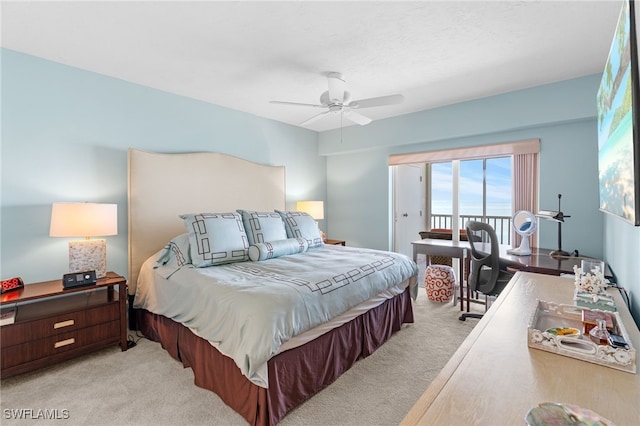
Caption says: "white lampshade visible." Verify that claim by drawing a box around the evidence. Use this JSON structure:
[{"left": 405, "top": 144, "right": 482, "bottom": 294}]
[
  {"left": 50, "top": 203, "right": 117, "bottom": 278},
  {"left": 50, "top": 203, "right": 118, "bottom": 237},
  {"left": 296, "top": 201, "right": 324, "bottom": 220}
]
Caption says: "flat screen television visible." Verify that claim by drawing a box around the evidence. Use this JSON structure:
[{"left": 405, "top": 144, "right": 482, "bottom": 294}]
[{"left": 596, "top": 0, "right": 640, "bottom": 226}]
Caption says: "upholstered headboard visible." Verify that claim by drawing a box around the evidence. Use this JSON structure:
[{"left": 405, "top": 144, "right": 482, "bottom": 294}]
[{"left": 127, "top": 149, "right": 286, "bottom": 295}]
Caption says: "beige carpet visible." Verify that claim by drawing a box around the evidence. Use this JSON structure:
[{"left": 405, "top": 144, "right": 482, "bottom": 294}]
[{"left": 1, "top": 263, "right": 480, "bottom": 425}]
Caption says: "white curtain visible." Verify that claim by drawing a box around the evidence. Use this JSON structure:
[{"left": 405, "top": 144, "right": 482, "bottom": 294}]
[{"left": 512, "top": 152, "right": 539, "bottom": 248}]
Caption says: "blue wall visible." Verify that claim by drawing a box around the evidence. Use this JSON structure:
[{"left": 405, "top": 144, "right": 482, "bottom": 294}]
[
  {"left": 2, "top": 48, "right": 638, "bottom": 325},
  {"left": 1, "top": 49, "right": 324, "bottom": 284},
  {"left": 319, "top": 75, "right": 639, "bottom": 325}
]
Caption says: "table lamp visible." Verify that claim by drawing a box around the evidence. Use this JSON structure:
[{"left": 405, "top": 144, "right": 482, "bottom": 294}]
[
  {"left": 296, "top": 201, "right": 324, "bottom": 221},
  {"left": 50, "top": 202, "right": 117, "bottom": 278},
  {"left": 296, "top": 200, "right": 325, "bottom": 241},
  {"left": 536, "top": 194, "right": 570, "bottom": 258}
]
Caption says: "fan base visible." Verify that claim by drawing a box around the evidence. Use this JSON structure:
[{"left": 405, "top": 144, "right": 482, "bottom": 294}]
[
  {"left": 507, "top": 247, "right": 532, "bottom": 256},
  {"left": 507, "top": 234, "right": 532, "bottom": 256}
]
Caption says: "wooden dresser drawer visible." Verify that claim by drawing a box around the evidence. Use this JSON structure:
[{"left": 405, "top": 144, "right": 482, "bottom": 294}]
[
  {"left": 0, "top": 302, "right": 119, "bottom": 347},
  {"left": 0, "top": 272, "right": 126, "bottom": 378},
  {"left": 1, "top": 320, "right": 120, "bottom": 370}
]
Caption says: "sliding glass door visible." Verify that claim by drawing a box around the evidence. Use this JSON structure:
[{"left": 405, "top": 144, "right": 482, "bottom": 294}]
[{"left": 429, "top": 156, "right": 512, "bottom": 243}]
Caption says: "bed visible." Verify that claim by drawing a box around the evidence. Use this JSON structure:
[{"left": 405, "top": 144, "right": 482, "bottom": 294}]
[{"left": 127, "top": 148, "right": 418, "bottom": 425}]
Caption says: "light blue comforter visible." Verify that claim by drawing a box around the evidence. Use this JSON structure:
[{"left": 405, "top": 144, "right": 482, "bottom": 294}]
[{"left": 135, "top": 244, "right": 417, "bottom": 387}]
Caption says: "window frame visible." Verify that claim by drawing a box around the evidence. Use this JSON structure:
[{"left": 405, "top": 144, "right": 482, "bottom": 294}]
[{"left": 390, "top": 139, "right": 539, "bottom": 244}]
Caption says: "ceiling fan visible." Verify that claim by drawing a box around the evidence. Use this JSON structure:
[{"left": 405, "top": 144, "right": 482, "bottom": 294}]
[{"left": 270, "top": 72, "right": 404, "bottom": 127}]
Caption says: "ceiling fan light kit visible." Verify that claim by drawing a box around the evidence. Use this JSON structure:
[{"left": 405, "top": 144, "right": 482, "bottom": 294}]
[
  {"left": 270, "top": 72, "right": 404, "bottom": 127},
  {"left": 326, "top": 72, "right": 346, "bottom": 103}
]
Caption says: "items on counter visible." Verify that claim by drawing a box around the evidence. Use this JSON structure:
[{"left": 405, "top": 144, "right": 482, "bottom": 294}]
[
  {"left": 588, "top": 319, "right": 610, "bottom": 345},
  {"left": 582, "top": 309, "right": 614, "bottom": 334}
]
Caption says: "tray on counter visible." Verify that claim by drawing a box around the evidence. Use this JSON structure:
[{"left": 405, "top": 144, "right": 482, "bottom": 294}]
[{"left": 527, "top": 300, "right": 636, "bottom": 374}]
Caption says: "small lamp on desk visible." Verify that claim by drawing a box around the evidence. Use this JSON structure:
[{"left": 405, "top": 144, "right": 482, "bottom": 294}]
[
  {"left": 537, "top": 194, "right": 571, "bottom": 258},
  {"left": 49, "top": 202, "right": 117, "bottom": 278}
]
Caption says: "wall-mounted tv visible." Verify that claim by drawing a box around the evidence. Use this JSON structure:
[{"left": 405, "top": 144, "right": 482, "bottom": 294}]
[{"left": 596, "top": 0, "right": 640, "bottom": 226}]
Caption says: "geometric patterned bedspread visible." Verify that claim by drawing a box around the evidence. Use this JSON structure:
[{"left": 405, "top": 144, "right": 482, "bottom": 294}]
[{"left": 134, "top": 244, "right": 418, "bottom": 387}]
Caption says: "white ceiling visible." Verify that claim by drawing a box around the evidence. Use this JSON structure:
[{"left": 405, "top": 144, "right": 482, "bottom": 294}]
[{"left": 1, "top": 1, "right": 623, "bottom": 132}]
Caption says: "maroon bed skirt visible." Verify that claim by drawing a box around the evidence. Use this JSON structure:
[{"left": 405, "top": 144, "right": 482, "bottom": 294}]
[{"left": 136, "top": 286, "right": 414, "bottom": 425}]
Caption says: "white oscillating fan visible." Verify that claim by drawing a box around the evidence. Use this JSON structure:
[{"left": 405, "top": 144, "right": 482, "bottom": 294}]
[{"left": 507, "top": 210, "right": 537, "bottom": 256}]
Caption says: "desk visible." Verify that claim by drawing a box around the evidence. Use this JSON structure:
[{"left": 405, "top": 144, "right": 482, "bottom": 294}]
[
  {"left": 412, "top": 239, "right": 613, "bottom": 311},
  {"left": 412, "top": 239, "right": 468, "bottom": 311},
  {"left": 401, "top": 272, "right": 640, "bottom": 426},
  {"left": 485, "top": 244, "right": 613, "bottom": 278}
]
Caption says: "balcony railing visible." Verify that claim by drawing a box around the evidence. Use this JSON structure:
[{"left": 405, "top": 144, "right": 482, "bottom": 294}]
[{"left": 430, "top": 214, "right": 513, "bottom": 245}]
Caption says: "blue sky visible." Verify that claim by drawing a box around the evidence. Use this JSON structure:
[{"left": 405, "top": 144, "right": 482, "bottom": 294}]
[{"left": 431, "top": 157, "right": 512, "bottom": 217}]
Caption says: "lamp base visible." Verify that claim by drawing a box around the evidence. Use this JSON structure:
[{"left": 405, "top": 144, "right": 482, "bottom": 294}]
[
  {"left": 549, "top": 249, "right": 570, "bottom": 258},
  {"left": 69, "top": 239, "right": 107, "bottom": 278}
]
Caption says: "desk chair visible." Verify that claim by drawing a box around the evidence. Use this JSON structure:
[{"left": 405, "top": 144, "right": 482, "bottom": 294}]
[{"left": 459, "top": 221, "right": 514, "bottom": 321}]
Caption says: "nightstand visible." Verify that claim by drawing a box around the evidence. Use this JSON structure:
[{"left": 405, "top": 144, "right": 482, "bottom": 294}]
[
  {"left": 0, "top": 272, "right": 127, "bottom": 378},
  {"left": 325, "top": 239, "right": 346, "bottom": 246}
]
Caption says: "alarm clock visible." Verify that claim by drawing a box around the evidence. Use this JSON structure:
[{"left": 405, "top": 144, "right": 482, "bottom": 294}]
[
  {"left": 1, "top": 277, "right": 24, "bottom": 294},
  {"left": 62, "top": 271, "right": 97, "bottom": 289}
]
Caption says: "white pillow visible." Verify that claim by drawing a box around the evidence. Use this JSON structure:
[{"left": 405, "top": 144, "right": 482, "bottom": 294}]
[
  {"left": 248, "top": 238, "right": 309, "bottom": 261},
  {"left": 154, "top": 233, "right": 193, "bottom": 278},
  {"left": 237, "top": 210, "right": 287, "bottom": 245},
  {"left": 275, "top": 210, "right": 323, "bottom": 248},
  {"left": 180, "top": 213, "right": 249, "bottom": 267}
]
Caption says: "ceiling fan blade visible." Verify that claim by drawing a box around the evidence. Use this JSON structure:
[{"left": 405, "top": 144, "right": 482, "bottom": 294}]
[
  {"left": 301, "top": 110, "right": 330, "bottom": 126},
  {"left": 349, "top": 94, "right": 404, "bottom": 109},
  {"left": 270, "top": 100, "right": 325, "bottom": 108},
  {"left": 343, "top": 110, "right": 372, "bottom": 125},
  {"left": 327, "top": 72, "right": 346, "bottom": 103}
]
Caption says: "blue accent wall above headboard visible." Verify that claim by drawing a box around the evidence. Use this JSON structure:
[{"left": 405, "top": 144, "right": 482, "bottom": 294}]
[
  {"left": 1, "top": 47, "right": 638, "bottom": 326},
  {"left": 0, "top": 48, "right": 325, "bottom": 284}
]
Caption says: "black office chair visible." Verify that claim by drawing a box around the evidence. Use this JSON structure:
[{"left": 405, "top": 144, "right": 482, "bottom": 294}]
[{"left": 459, "top": 221, "right": 514, "bottom": 321}]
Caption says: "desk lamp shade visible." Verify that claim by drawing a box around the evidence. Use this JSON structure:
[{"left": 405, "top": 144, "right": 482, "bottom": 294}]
[
  {"left": 536, "top": 194, "right": 570, "bottom": 258},
  {"left": 296, "top": 201, "right": 324, "bottom": 220},
  {"left": 50, "top": 203, "right": 117, "bottom": 278}
]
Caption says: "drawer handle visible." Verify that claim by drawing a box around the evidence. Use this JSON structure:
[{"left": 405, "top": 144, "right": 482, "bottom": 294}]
[
  {"left": 54, "top": 338, "right": 75, "bottom": 348},
  {"left": 54, "top": 319, "right": 75, "bottom": 329}
]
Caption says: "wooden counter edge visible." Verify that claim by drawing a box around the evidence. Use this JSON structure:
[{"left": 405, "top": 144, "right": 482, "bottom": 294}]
[{"left": 399, "top": 272, "right": 524, "bottom": 425}]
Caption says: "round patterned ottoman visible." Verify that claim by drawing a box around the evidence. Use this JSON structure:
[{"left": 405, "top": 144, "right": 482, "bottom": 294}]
[{"left": 425, "top": 264, "right": 455, "bottom": 302}]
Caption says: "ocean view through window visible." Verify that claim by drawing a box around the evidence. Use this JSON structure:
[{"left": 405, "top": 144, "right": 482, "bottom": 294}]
[{"left": 430, "top": 157, "right": 512, "bottom": 243}]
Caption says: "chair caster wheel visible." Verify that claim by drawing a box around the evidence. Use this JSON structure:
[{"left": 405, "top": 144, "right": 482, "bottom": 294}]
[{"left": 459, "top": 315, "right": 466, "bottom": 321}]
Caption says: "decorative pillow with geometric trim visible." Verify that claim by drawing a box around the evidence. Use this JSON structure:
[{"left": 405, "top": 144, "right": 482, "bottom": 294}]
[
  {"left": 248, "top": 238, "right": 309, "bottom": 261},
  {"left": 237, "top": 210, "right": 287, "bottom": 246},
  {"left": 180, "top": 212, "right": 249, "bottom": 267},
  {"left": 275, "top": 210, "right": 323, "bottom": 248},
  {"left": 154, "top": 233, "right": 193, "bottom": 278}
]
